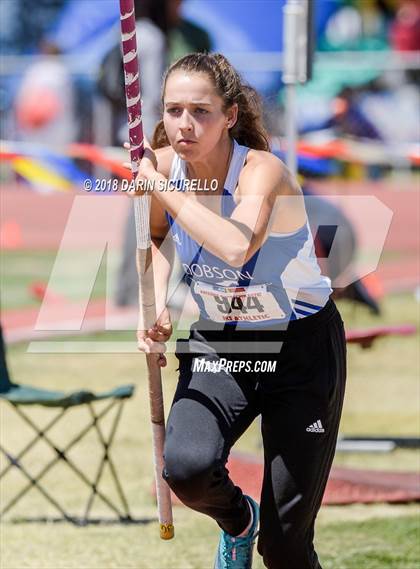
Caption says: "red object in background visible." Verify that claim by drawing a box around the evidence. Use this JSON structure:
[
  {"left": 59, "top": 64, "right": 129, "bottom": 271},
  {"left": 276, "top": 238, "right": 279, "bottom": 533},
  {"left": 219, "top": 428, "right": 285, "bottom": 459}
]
[
  {"left": 390, "top": 0, "right": 420, "bottom": 51},
  {"left": 29, "top": 281, "right": 49, "bottom": 302},
  {"left": 345, "top": 324, "right": 416, "bottom": 349},
  {"left": 29, "top": 281, "right": 67, "bottom": 304},
  {"left": 153, "top": 451, "right": 420, "bottom": 506},
  {"left": 16, "top": 88, "right": 61, "bottom": 130}
]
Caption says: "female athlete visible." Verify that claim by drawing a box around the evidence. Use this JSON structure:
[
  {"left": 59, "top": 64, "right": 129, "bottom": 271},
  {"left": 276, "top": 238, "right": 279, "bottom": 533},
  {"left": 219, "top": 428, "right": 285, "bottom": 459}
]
[{"left": 129, "top": 52, "right": 347, "bottom": 569}]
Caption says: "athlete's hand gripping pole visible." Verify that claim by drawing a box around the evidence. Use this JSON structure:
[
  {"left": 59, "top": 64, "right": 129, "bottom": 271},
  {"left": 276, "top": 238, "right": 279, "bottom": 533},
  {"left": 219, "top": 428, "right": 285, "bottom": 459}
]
[{"left": 118, "top": 0, "right": 174, "bottom": 540}]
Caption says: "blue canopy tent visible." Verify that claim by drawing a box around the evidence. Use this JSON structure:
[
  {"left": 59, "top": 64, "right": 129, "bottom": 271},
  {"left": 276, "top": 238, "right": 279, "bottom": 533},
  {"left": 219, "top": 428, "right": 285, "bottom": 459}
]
[{"left": 182, "top": 0, "right": 340, "bottom": 96}]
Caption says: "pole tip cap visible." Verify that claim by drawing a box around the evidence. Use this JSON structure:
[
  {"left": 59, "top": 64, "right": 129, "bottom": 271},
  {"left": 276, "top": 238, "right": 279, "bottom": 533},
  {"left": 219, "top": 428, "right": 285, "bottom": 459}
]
[{"left": 160, "top": 523, "right": 175, "bottom": 540}]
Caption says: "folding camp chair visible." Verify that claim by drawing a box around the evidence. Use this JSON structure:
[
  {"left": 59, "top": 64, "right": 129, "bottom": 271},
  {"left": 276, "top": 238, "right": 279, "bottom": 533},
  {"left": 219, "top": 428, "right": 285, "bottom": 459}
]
[{"left": 0, "top": 330, "right": 135, "bottom": 525}]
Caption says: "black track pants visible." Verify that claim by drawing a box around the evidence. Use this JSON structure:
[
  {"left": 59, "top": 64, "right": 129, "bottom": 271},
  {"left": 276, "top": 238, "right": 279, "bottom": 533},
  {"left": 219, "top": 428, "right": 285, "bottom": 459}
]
[{"left": 163, "top": 300, "right": 346, "bottom": 569}]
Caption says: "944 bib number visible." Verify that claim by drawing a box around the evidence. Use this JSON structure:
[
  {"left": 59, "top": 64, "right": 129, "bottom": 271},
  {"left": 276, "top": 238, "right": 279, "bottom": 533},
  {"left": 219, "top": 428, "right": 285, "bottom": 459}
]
[{"left": 193, "top": 281, "right": 285, "bottom": 323}]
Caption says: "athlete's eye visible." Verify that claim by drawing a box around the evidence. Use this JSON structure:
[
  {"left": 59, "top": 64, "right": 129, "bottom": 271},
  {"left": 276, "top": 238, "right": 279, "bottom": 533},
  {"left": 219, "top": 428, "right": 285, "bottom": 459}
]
[{"left": 194, "top": 108, "right": 209, "bottom": 115}]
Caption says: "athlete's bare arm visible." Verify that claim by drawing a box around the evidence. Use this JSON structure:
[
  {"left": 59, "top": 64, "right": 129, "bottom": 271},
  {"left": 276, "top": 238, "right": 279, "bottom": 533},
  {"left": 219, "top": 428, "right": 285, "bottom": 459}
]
[
  {"left": 137, "top": 146, "right": 175, "bottom": 341},
  {"left": 150, "top": 145, "right": 174, "bottom": 240},
  {"left": 144, "top": 147, "right": 306, "bottom": 267},
  {"left": 231, "top": 150, "right": 307, "bottom": 262}
]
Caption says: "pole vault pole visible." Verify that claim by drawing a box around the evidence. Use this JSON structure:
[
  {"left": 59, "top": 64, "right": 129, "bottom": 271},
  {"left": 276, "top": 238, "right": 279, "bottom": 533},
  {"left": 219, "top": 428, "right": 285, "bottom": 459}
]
[
  {"left": 283, "top": 0, "right": 314, "bottom": 175},
  {"left": 118, "top": 0, "right": 174, "bottom": 540}
]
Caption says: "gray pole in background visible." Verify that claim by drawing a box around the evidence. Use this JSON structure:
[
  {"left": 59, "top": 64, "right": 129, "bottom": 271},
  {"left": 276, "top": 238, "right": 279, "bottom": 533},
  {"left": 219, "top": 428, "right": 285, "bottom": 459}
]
[{"left": 282, "top": 0, "right": 314, "bottom": 175}]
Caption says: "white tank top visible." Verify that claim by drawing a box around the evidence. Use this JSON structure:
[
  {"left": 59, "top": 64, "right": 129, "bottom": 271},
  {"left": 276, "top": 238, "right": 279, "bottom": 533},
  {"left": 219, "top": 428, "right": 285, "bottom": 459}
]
[{"left": 166, "top": 140, "right": 332, "bottom": 327}]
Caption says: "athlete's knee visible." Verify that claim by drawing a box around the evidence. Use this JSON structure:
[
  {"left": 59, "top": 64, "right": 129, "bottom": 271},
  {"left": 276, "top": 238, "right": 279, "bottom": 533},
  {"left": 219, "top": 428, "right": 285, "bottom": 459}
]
[
  {"left": 163, "top": 447, "right": 218, "bottom": 502},
  {"left": 258, "top": 531, "right": 321, "bottom": 569}
]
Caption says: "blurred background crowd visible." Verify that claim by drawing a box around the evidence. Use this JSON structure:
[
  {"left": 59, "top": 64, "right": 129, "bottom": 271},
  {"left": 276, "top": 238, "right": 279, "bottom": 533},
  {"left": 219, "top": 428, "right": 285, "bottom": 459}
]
[{"left": 0, "top": 0, "right": 419, "bottom": 149}]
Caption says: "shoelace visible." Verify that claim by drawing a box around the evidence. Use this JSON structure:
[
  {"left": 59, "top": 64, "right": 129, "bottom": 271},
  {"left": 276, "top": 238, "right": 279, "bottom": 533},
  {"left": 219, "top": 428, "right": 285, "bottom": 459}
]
[{"left": 222, "top": 532, "right": 258, "bottom": 567}]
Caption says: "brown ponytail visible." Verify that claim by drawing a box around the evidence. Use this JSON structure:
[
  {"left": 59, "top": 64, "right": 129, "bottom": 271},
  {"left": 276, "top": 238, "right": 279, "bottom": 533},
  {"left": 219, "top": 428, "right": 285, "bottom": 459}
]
[
  {"left": 151, "top": 52, "right": 270, "bottom": 152},
  {"left": 151, "top": 119, "right": 169, "bottom": 149}
]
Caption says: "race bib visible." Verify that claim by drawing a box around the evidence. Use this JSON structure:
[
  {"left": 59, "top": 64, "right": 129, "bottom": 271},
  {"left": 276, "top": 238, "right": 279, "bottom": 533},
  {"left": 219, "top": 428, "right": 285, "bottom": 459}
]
[{"left": 193, "top": 281, "right": 286, "bottom": 323}]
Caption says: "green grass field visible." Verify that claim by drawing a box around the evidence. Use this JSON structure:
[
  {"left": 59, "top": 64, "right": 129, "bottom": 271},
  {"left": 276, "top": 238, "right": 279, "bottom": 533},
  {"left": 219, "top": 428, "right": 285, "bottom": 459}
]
[
  {"left": 0, "top": 250, "right": 108, "bottom": 310},
  {"left": 1, "top": 248, "right": 419, "bottom": 568}
]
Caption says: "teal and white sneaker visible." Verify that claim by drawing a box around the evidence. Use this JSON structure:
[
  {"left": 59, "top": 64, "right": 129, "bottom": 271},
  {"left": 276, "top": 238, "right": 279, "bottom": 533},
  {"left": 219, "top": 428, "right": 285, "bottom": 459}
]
[{"left": 214, "top": 495, "right": 259, "bottom": 569}]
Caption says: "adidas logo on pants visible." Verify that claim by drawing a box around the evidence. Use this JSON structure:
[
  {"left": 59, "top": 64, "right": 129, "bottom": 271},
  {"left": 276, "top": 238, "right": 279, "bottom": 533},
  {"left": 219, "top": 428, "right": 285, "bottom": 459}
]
[{"left": 306, "top": 420, "right": 325, "bottom": 433}]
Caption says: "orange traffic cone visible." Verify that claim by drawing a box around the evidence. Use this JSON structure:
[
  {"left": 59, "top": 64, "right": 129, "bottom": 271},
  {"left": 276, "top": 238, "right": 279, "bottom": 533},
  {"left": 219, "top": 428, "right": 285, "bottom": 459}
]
[{"left": 362, "top": 273, "right": 385, "bottom": 300}]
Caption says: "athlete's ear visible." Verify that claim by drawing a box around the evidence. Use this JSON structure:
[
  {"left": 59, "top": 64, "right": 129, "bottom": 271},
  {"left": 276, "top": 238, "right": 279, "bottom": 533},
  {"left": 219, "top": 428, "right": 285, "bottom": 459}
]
[{"left": 225, "top": 103, "right": 238, "bottom": 130}]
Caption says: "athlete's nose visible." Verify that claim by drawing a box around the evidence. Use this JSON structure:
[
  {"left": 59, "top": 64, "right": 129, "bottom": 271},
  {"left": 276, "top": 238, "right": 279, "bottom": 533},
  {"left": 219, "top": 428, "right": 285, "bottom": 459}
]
[{"left": 179, "top": 109, "right": 193, "bottom": 131}]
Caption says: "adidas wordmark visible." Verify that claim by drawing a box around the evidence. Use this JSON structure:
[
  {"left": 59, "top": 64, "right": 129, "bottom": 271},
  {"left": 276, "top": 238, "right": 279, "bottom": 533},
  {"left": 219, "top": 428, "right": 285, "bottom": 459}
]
[{"left": 306, "top": 420, "right": 325, "bottom": 433}]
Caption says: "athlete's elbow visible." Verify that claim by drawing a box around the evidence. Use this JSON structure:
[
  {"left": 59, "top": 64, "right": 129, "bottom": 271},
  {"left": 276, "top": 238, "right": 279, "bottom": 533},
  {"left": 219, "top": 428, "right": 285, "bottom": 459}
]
[{"left": 222, "top": 244, "right": 249, "bottom": 268}]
